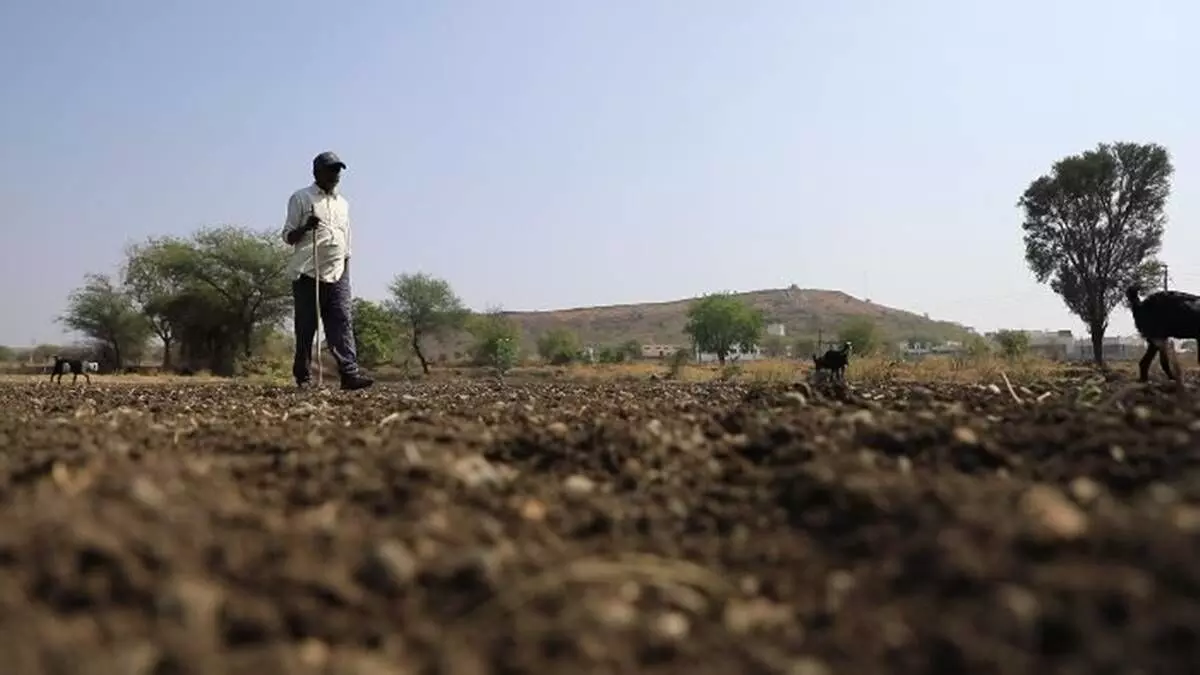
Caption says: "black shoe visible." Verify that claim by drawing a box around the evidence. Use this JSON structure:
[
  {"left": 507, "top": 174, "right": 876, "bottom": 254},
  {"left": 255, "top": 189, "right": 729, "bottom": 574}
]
[{"left": 340, "top": 373, "right": 374, "bottom": 391}]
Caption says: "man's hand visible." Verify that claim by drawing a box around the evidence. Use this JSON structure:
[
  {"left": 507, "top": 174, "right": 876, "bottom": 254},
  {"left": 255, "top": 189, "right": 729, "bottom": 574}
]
[{"left": 285, "top": 214, "right": 322, "bottom": 245}]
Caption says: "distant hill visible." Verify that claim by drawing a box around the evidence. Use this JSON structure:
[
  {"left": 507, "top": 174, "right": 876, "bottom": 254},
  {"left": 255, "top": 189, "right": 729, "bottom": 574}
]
[{"left": 433, "top": 286, "right": 973, "bottom": 358}]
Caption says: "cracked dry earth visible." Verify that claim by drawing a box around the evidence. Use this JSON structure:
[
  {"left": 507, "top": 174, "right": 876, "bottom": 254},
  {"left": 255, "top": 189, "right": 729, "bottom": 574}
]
[{"left": 1, "top": 377, "right": 1200, "bottom": 674}]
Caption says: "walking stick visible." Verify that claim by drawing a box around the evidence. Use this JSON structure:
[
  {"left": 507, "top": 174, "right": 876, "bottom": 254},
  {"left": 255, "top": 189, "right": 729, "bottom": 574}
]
[{"left": 311, "top": 214, "right": 323, "bottom": 387}]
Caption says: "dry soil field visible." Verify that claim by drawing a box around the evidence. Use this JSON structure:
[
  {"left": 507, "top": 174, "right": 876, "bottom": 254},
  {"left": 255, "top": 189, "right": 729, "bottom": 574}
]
[{"left": 1, "top": 372, "right": 1199, "bottom": 674}]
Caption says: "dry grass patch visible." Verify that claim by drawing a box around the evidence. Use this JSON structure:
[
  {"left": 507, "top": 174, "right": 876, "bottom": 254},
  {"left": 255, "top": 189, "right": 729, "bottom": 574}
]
[{"left": 535, "top": 356, "right": 1122, "bottom": 386}]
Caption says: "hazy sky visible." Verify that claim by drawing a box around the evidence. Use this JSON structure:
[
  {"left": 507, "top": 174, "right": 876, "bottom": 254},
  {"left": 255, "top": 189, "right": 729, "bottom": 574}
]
[{"left": 2, "top": 0, "right": 1197, "bottom": 347}]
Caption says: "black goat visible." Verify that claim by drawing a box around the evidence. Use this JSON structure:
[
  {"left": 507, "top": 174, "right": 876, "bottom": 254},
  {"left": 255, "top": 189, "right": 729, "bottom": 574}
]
[
  {"left": 50, "top": 356, "right": 97, "bottom": 384},
  {"left": 812, "top": 342, "right": 852, "bottom": 381},
  {"left": 1126, "top": 284, "right": 1200, "bottom": 382}
]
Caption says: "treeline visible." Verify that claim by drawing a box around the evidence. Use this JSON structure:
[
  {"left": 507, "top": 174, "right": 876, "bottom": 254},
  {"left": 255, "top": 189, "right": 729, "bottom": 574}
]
[
  {"left": 46, "top": 226, "right": 294, "bottom": 375},
  {"left": 36, "top": 225, "right": 522, "bottom": 376},
  {"left": 31, "top": 224, "right": 683, "bottom": 376},
  {"left": 32, "top": 223, "right": 938, "bottom": 377}
]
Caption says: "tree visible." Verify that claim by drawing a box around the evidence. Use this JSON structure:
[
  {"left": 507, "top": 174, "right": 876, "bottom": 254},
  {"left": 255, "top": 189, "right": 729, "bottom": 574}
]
[
  {"left": 964, "top": 334, "right": 992, "bottom": 358},
  {"left": 536, "top": 327, "right": 581, "bottom": 365},
  {"left": 761, "top": 334, "right": 788, "bottom": 358},
  {"left": 59, "top": 273, "right": 150, "bottom": 370},
  {"left": 993, "top": 330, "right": 1030, "bottom": 359},
  {"left": 351, "top": 298, "right": 401, "bottom": 368},
  {"left": 619, "top": 339, "right": 642, "bottom": 361},
  {"left": 1019, "top": 141, "right": 1172, "bottom": 364},
  {"left": 32, "top": 344, "right": 60, "bottom": 363},
  {"left": 0, "top": 345, "right": 13, "bottom": 362},
  {"left": 596, "top": 346, "right": 623, "bottom": 364},
  {"left": 837, "top": 317, "right": 880, "bottom": 355},
  {"left": 123, "top": 238, "right": 188, "bottom": 369},
  {"left": 683, "top": 292, "right": 765, "bottom": 366},
  {"left": 168, "top": 226, "right": 292, "bottom": 360},
  {"left": 386, "top": 272, "right": 469, "bottom": 374},
  {"left": 792, "top": 337, "right": 817, "bottom": 359},
  {"left": 122, "top": 226, "right": 292, "bottom": 375},
  {"left": 468, "top": 308, "right": 521, "bottom": 376},
  {"left": 597, "top": 339, "right": 642, "bottom": 364}
]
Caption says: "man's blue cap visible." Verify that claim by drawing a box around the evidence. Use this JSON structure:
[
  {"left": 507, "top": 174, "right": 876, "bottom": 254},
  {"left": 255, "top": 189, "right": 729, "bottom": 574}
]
[{"left": 313, "top": 151, "right": 346, "bottom": 170}]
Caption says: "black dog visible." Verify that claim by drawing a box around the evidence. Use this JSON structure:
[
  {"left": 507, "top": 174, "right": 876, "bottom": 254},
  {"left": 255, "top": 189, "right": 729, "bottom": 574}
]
[
  {"left": 812, "top": 342, "right": 852, "bottom": 381},
  {"left": 50, "top": 356, "right": 97, "bottom": 384},
  {"left": 1127, "top": 284, "right": 1200, "bottom": 382}
]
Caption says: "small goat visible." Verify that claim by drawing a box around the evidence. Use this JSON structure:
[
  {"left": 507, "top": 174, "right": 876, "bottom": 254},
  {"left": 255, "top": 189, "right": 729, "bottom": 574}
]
[
  {"left": 812, "top": 342, "right": 852, "bottom": 381},
  {"left": 1126, "top": 284, "right": 1200, "bottom": 382},
  {"left": 50, "top": 356, "right": 98, "bottom": 384}
]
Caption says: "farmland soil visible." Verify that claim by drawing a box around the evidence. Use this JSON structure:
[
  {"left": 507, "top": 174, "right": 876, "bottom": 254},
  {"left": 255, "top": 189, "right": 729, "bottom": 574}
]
[{"left": 1, "top": 376, "right": 1200, "bottom": 674}]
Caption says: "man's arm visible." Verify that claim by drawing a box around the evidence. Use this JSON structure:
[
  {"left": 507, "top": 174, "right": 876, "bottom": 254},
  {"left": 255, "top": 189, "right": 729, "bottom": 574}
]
[
  {"left": 281, "top": 192, "right": 319, "bottom": 246},
  {"left": 281, "top": 192, "right": 303, "bottom": 245}
]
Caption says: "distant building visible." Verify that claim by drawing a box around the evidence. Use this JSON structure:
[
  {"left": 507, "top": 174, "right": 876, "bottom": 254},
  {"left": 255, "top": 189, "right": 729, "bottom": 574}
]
[
  {"left": 641, "top": 344, "right": 681, "bottom": 359},
  {"left": 899, "top": 340, "right": 967, "bottom": 357},
  {"left": 990, "top": 329, "right": 1146, "bottom": 361},
  {"left": 766, "top": 323, "right": 786, "bottom": 337},
  {"left": 1021, "top": 330, "right": 1075, "bottom": 360},
  {"left": 695, "top": 343, "right": 765, "bottom": 364}
]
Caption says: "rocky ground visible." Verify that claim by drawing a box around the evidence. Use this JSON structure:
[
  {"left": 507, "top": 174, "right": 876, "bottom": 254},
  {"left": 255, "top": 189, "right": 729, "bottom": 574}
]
[{"left": 1, "top": 375, "right": 1199, "bottom": 674}]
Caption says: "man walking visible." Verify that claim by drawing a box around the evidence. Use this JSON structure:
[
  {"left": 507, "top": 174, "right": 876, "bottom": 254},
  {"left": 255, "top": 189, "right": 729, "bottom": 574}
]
[{"left": 282, "top": 151, "right": 374, "bottom": 391}]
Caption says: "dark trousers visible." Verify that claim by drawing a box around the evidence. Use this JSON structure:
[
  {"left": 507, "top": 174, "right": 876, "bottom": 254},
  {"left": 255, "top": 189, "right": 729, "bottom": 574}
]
[{"left": 293, "top": 257, "right": 359, "bottom": 383}]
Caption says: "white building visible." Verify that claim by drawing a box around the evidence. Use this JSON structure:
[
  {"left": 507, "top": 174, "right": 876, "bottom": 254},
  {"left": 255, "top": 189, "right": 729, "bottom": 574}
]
[
  {"left": 695, "top": 343, "right": 765, "bottom": 363},
  {"left": 1005, "top": 329, "right": 1147, "bottom": 361},
  {"left": 641, "top": 344, "right": 682, "bottom": 359}
]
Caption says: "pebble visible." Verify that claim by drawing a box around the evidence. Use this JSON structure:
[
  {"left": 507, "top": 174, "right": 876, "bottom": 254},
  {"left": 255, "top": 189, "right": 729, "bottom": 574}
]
[
  {"left": 952, "top": 426, "right": 979, "bottom": 445},
  {"left": 563, "top": 474, "right": 596, "bottom": 496},
  {"left": 1021, "top": 485, "right": 1088, "bottom": 540},
  {"left": 519, "top": 497, "right": 547, "bottom": 521},
  {"left": 451, "top": 454, "right": 516, "bottom": 488},
  {"left": 723, "top": 598, "right": 794, "bottom": 634},
  {"left": 1069, "top": 477, "right": 1101, "bottom": 505},
  {"left": 846, "top": 409, "right": 876, "bottom": 426},
  {"left": 592, "top": 597, "right": 637, "bottom": 628},
  {"left": 155, "top": 577, "right": 224, "bottom": 643},
  {"left": 789, "top": 656, "right": 832, "bottom": 675},
  {"left": 297, "top": 639, "right": 330, "bottom": 668},
  {"left": 1149, "top": 483, "right": 1179, "bottom": 504},
  {"left": 356, "top": 540, "right": 419, "bottom": 594},
  {"left": 1173, "top": 505, "right": 1200, "bottom": 532},
  {"left": 997, "top": 584, "right": 1040, "bottom": 623},
  {"left": 909, "top": 386, "right": 935, "bottom": 402},
  {"left": 825, "top": 570, "right": 856, "bottom": 612},
  {"left": 651, "top": 611, "right": 690, "bottom": 641},
  {"left": 130, "top": 476, "right": 166, "bottom": 509},
  {"left": 784, "top": 391, "right": 808, "bottom": 405},
  {"left": 108, "top": 642, "right": 162, "bottom": 675}
]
